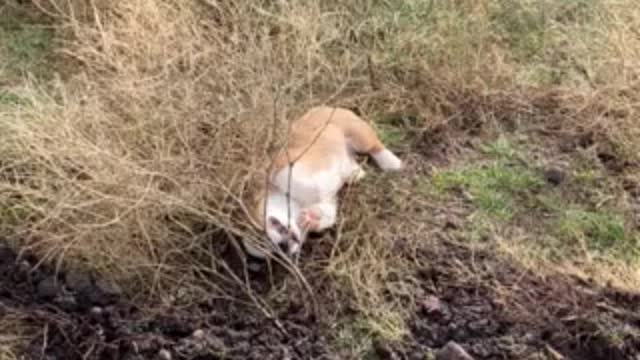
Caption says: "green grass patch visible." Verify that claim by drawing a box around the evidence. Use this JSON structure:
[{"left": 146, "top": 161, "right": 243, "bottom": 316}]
[
  {"left": 430, "top": 135, "right": 640, "bottom": 263},
  {"left": 0, "top": 22, "right": 53, "bottom": 79},
  {"left": 373, "top": 113, "right": 422, "bottom": 150},
  {"left": 556, "top": 208, "right": 640, "bottom": 261},
  {"left": 489, "top": 0, "right": 549, "bottom": 61},
  {"left": 0, "top": 90, "right": 30, "bottom": 107},
  {"left": 434, "top": 162, "right": 543, "bottom": 220},
  {"left": 332, "top": 317, "right": 378, "bottom": 359},
  {"left": 433, "top": 137, "right": 543, "bottom": 220},
  {"left": 479, "top": 134, "right": 518, "bottom": 159},
  {"left": 375, "top": 123, "right": 407, "bottom": 149}
]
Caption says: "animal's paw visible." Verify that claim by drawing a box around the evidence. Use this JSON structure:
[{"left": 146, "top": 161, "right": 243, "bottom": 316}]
[
  {"left": 373, "top": 149, "right": 403, "bottom": 171},
  {"left": 299, "top": 209, "right": 321, "bottom": 231}
]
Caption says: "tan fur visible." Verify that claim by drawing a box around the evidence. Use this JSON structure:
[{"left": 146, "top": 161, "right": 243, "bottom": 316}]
[
  {"left": 272, "top": 107, "right": 384, "bottom": 172},
  {"left": 246, "top": 106, "right": 402, "bottom": 257},
  {"left": 249, "top": 106, "right": 383, "bottom": 227}
]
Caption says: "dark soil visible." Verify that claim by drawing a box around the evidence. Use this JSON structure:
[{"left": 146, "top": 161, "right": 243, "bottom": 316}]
[
  {"left": 0, "top": 243, "right": 330, "bottom": 360},
  {"left": 386, "top": 240, "right": 640, "bottom": 360},
  {"left": 3, "top": 234, "right": 640, "bottom": 360}
]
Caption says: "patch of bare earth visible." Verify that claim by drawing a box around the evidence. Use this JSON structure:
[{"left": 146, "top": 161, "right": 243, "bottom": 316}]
[
  {"left": 392, "top": 240, "right": 640, "bottom": 360},
  {"left": 3, "top": 232, "right": 640, "bottom": 359}
]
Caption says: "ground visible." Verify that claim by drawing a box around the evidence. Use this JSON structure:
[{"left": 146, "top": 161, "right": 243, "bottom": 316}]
[{"left": 2, "top": 1, "right": 640, "bottom": 359}]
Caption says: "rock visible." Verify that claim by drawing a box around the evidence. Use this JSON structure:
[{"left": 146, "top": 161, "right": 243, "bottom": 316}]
[
  {"left": 158, "top": 349, "right": 172, "bottom": 360},
  {"left": 192, "top": 329, "right": 205, "bottom": 339},
  {"left": 544, "top": 168, "right": 566, "bottom": 186},
  {"left": 37, "top": 277, "right": 60, "bottom": 300},
  {"left": 421, "top": 295, "right": 444, "bottom": 315},
  {"left": 436, "top": 342, "right": 475, "bottom": 360},
  {"left": 65, "top": 271, "right": 92, "bottom": 292},
  {"left": 90, "top": 306, "right": 103, "bottom": 316}
]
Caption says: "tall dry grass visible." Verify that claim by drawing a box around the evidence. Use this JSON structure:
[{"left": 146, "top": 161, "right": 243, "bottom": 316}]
[
  {"left": 1, "top": 0, "right": 640, "bottom": 341},
  {"left": 2, "top": 0, "right": 370, "bottom": 294}
]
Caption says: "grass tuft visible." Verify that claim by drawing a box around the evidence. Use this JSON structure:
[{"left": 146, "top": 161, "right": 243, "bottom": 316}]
[
  {"left": 434, "top": 137, "right": 543, "bottom": 220},
  {"left": 557, "top": 209, "right": 640, "bottom": 261}
]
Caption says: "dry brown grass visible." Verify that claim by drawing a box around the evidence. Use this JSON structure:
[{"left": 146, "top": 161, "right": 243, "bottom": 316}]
[
  {"left": 0, "top": 313, "right": 35, "bottom": 360},
  {"left": 2, "top": 0, "right": 640, "bottom": 353}
]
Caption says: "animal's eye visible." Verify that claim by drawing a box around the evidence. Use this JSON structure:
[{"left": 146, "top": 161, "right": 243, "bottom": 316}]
[{"left": 277, "top": 225, "right": 289, "bottom": 235}]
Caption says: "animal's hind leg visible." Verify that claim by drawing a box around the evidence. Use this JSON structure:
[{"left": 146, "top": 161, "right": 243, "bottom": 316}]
[{"left": 337, "top": 109, "right": 403, "bottom": 171}]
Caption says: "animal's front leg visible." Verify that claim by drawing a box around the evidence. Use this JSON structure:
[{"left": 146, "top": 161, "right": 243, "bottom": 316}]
[{"left": 298, "top": 199, "right": 337, "bottom": 233}]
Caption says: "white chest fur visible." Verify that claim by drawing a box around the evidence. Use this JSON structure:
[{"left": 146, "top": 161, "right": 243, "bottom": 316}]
[{"left": 271, "top": 159, "right": 349, "bottom": 206}]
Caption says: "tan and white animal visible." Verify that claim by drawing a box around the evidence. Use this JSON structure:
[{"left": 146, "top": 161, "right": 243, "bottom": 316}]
[{"left": 245, "top": 106, "right": 403, "bottom": 259}]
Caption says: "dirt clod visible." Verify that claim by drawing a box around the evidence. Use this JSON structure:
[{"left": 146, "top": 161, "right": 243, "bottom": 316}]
[
  {"left": 36, "top": 277, "right": 59, "bottom": 300},
  {"left": 65, "top": 270, "right": 92, "bottom": 292},
  {"left": 544, "top": 168, "right": 566, "bottom": 186}
]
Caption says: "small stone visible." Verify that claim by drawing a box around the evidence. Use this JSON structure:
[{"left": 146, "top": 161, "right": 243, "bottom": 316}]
[
  {"left": 544, "top": 168, "right": 566, "bottom": 186},
  {"left": 37, "top": 277, "right": 60, "bottom": 300},
  {"left": 91, "top": 306, "right": 103, "bottom": 315},
  {"left": 421, "top": 295, "right": 444, "bottom": 315},
  {"left": 436, "top": 342, "right": 475, "bottom": 360},
  {"left": 192, "top": 329, "right": 205, "bottom": 339},
  {"left": 158, "top": 349, "right": 172, "bottom": 360}
]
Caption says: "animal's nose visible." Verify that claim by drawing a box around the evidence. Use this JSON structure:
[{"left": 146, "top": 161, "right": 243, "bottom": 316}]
[{"left": 278, "top": 242, "right": 289, "bottom": 253}]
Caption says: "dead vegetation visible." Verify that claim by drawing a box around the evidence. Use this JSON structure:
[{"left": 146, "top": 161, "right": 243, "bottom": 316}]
[{"left": 2, "top": 0, "right": 640, "bottom": 358}]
